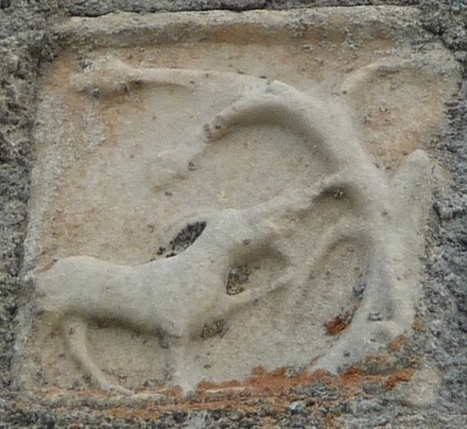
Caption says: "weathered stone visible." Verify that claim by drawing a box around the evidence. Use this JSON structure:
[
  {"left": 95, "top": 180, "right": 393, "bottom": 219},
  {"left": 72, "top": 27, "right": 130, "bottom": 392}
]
[{"left": 16, "top": 7, "right": 461, "bottom": 397}]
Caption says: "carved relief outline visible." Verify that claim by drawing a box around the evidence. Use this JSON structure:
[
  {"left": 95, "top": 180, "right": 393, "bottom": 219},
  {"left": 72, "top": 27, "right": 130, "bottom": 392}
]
[{"left": 22, "top": 9, "right": 460, "bottom": 395}]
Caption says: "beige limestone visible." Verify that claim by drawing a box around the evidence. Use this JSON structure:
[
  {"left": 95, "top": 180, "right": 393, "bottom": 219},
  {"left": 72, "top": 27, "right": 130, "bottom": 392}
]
[{"left": 20, "top": 7, "right": 460, "bottom": 395}]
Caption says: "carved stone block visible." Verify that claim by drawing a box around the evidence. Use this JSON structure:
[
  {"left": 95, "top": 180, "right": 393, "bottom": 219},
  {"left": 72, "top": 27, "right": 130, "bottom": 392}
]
[{"left": 19, "top": 7, "right": 461, "bottom": 396}]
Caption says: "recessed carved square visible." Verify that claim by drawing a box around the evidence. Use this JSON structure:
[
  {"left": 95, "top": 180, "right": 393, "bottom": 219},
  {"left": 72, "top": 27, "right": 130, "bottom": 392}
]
[{"left": 19, "top": 8, "right": 460, "bottom": 396}]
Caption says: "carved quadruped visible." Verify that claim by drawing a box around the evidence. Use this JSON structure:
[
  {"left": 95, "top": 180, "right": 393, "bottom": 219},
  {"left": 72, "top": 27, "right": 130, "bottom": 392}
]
[
  {"left": 35, "top": 186, "right": 327, "bottom": 393},
  {"left": 27, "top": 59, "right": 434, "bottom": 395}
]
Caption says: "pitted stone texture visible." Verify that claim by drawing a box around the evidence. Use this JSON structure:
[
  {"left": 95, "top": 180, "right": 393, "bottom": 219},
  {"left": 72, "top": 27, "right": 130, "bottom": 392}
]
[
  {"left": 21, "top": 8, "right": 460, "bottom": 395},
  {"left": 60, "top": 0, "right": 268, "bottom": 16}
]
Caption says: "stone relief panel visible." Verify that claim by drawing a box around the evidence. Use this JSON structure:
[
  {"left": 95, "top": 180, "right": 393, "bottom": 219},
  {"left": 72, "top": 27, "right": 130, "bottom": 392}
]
[{"left": 20, "top": 8, "right": 460, "bottom": 395}]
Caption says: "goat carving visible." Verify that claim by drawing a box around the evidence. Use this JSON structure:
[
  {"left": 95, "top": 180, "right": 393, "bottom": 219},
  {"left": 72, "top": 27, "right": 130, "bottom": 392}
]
[{"left": 33, "top": 63, "right": 431, "bottom": 394}]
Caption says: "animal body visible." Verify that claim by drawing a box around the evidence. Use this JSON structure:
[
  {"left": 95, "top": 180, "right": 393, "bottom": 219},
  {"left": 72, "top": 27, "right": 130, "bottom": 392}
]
[
  {"left": 35, "top": 184, "right": 329, "bottom": 394},
  {"left": 32, "top": 64, "right": 431, "bottom": 393}
]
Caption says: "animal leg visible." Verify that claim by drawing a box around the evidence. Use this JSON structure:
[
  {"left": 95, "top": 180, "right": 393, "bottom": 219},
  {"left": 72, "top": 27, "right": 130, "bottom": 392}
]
[
  {"left": 268, "top": 218, "right": 366, "bottom": 292},
  {"left": 63, "top": 317, "right": 133, "bottom": 395},
  {"left": 236, "top": 174, "right": 346, "bottom": 239}
]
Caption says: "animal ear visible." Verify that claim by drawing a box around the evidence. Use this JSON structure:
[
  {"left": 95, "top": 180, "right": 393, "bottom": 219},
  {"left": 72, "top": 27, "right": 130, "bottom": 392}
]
[{"left": 337, "top": 54, "right": 459, "bottom": 168}]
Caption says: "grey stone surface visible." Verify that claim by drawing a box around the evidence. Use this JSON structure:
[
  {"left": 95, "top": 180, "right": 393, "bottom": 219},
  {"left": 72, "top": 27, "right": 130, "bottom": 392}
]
[
  {"left": 57, "top": 0, "right": 422, "bottom": 16},
  {"left": 0, "top": 0, "right": 467, "bottom": 427},
  {"left": 59, "top": 0, "right": 267, "bottom": 15}
]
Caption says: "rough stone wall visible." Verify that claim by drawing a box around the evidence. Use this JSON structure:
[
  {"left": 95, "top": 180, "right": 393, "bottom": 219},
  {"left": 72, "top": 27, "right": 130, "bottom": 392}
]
[
  {"left": 57, "top": 0, "right": 422, "bottom": 16},
  {"left": 420, "top": 0, "right": 467, "bottom": 418},
  {"left": 0, "top": 0, "right": 466, "bottom": 427},
  {"left": 0, "top": 0, "right": 55, "bottom": 390}
]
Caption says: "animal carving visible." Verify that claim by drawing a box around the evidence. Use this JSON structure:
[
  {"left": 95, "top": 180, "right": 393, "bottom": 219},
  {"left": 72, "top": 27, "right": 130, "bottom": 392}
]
[
  {"left": 33, "top": 63, "right": 431, "bottom": 394},
  {"left": 35, "top": 180, "right": 339, "bottom": 394}
]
